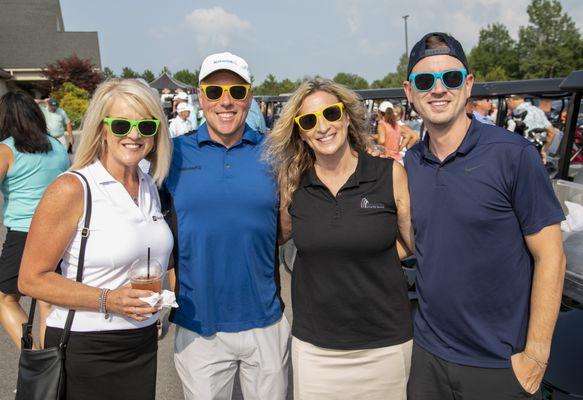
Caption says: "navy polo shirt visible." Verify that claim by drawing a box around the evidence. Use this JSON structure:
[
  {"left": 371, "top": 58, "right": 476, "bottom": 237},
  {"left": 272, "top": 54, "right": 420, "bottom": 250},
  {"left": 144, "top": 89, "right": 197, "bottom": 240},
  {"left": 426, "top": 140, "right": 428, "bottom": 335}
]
[
  {"left": 404, "top": 119, "right": 564, "bottom": 368},
  {"left": 165, "top": 123, "right": 282, "bottom": 336}
]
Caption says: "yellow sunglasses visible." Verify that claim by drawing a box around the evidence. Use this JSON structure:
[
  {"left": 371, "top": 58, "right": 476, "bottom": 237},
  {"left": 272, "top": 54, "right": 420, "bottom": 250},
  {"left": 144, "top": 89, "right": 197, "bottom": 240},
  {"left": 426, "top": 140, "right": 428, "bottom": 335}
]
[
  {"left": 294, "top": 102, "right": 344, "bottom": 132},
  {"left": 199, "top": 84, "right": 251, "bottom": 101}
]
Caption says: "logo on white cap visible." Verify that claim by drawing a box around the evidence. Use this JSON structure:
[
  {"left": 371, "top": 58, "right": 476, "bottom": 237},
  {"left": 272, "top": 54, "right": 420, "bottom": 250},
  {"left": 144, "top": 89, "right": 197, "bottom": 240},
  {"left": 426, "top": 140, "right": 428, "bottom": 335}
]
[{"left": 199, "top": 52, "right": 251, "bottom": 84}]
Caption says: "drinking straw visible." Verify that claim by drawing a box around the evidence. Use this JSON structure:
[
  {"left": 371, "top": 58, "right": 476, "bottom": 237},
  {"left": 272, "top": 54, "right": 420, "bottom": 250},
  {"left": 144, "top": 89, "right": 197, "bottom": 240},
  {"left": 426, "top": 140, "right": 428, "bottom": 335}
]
[{"left": 147, "top": 247, "right": 151, "bottom": 279}]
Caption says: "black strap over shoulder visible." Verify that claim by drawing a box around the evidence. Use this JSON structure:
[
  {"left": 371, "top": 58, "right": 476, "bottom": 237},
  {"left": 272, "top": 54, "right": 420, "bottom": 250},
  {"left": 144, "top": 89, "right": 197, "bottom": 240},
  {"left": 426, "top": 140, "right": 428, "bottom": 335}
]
[{"left": 23, "top": 171, "right": 92, "bottom": 350}]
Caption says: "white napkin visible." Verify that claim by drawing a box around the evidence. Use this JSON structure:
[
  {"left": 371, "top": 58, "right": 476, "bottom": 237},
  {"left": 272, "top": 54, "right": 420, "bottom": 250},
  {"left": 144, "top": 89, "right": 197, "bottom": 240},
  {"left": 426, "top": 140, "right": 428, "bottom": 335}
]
[
  {"left": 561, "top": 201, "right": 583, "bottom": 232},
  {"left": 139, "top": 290, "right": 179, "bottom": 309}
]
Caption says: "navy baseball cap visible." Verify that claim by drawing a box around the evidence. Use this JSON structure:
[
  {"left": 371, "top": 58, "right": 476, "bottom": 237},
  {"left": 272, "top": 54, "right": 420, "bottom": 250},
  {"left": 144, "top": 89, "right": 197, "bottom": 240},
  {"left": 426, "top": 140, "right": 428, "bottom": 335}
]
[
  {"left": 48, "top": 99, "right": 58, "bottom": 107},
  {"left": 406, "top": 32, "right": 469, "bottom": 79}
]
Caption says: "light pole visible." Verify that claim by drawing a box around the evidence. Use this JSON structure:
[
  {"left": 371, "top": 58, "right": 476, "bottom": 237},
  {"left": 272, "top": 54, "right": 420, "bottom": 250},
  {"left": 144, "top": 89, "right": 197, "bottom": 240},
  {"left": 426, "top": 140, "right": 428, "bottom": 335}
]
[{"left": 402, "top": 15, "right": 410, "bottom": 56}]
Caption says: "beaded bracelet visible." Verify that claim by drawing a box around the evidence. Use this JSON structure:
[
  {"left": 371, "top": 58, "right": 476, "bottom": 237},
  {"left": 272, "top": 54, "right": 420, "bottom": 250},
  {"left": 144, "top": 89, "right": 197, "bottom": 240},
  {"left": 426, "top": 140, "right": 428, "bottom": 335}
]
[{"left": 98, "top": 288, "right": 111, "bottom": 319}]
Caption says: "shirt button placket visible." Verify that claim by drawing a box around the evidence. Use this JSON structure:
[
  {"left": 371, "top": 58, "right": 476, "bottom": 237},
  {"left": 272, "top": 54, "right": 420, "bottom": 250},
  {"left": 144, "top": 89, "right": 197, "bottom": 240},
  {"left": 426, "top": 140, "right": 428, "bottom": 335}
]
[{"left": 224, "top": 149, "right": 232, "bottom": 177}]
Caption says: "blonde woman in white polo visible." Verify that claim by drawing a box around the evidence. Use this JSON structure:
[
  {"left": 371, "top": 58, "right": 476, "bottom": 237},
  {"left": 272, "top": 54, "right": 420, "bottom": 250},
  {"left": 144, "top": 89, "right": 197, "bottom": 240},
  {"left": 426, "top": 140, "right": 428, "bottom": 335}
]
[{"left": 19, "top": 79, "right": 173, "bottom": 400}]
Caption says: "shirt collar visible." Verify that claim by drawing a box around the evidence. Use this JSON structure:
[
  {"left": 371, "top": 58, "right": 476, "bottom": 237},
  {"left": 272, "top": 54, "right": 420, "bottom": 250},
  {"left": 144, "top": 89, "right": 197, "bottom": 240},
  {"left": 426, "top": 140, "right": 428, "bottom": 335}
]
[
  {"left": 90, "top": 159, "right": 146, "bottom": 185},
  {"left": 421, "top": 116, "right": 480, "bottom": 164},
  {"left": 421, "top": 117, "right": 481, "bottom": 162},
  {"left": 301, "top": 150, "right": 378, "bottom": 188},
  {"left": 196, "top": 122, "right": 260, "bottom": 147}
]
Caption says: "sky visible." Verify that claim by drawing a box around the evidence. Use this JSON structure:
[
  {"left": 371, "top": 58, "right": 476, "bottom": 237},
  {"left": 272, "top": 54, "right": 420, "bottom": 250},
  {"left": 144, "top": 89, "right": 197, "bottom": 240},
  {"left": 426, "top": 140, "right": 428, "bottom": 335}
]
[{"left": 60, "top": 0, "right": 583, "bottom": 84}]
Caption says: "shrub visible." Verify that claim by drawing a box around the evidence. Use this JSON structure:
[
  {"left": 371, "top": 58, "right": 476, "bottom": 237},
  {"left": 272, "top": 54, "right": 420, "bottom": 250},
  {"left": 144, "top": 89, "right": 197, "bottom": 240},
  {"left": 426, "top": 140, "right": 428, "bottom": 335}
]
[{"left": 50, "top": 83, "right": 90, "bottom": 129}]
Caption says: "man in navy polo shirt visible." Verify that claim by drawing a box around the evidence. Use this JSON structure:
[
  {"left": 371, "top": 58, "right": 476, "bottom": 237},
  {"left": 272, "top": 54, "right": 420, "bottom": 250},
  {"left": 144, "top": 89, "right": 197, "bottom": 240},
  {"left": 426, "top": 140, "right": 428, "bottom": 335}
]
[
  {"left": 403, "top": 33, "right": 566, "bottom": 399},
  {"left": 165, "top": 52, "right": 289, "bottom": 399}
]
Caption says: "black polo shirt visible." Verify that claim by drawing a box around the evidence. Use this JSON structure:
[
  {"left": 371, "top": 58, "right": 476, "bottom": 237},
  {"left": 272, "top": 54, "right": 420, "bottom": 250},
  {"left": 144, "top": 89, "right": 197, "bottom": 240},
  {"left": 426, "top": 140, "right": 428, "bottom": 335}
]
[
  {"left": 290, "top": 152, "right": 413, "bottom": 350},
  {"left": 404, "top": 119, "right": 565, "bottom": 368}
]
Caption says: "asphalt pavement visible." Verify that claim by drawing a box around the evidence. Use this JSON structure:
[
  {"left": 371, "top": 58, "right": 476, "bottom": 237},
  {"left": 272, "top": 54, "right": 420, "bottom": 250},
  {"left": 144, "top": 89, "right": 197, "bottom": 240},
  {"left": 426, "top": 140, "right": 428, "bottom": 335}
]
[{"left": 0, "top": 190, "right": 294, "bottom": 400}]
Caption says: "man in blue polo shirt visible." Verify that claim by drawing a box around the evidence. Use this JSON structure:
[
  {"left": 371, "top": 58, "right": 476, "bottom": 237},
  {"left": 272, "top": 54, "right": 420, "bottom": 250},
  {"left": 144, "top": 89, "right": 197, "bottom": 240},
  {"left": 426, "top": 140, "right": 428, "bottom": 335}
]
[
  {"left": 165, "top": 52, "right": 289, "bottom": 399},
  {"left": 403, "top": 33, "right": 566, "bottom": 399}
]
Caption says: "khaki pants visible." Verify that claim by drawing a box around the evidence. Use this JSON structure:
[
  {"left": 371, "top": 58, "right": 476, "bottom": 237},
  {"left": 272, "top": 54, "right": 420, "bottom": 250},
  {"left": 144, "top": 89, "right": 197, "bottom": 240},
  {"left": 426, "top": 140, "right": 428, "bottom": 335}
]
[
  {"left": 174, "top": 316, "right": 291, "bottom": 400},
  {"left": 292, "top": 337, "right": 413, "bottom": 400}
]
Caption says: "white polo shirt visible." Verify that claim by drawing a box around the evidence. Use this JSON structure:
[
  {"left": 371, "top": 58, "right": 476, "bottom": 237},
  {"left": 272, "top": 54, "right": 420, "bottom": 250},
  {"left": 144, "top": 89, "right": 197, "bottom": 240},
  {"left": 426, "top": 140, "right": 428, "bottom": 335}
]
[{"left": 46, "top": 160, "right": 173, "bottom": 332}]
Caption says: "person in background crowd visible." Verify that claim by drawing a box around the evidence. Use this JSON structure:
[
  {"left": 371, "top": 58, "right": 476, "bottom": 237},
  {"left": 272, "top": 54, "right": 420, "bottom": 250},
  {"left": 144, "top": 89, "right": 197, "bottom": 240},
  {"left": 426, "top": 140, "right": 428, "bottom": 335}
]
[
  {"left": 266, "top": 106, "right": 275, "bottom": 130},
  {"left": 165, "top": 52, "right": 290, "bottom": 400},
  {"left": 469, "top": 98, "right": 495, "bottom": 125},
  {"left": 506, "top": 94, "right": 558, "bottom": 162},
  {"left": 37, "top": 98, "right": 74, "bottom": 150},
  {"left": 161, "top": 88, "right": 174, "bottom": 119},
  {"left": 490, "top": 101, "right": 498, "bottom": 123},
  {"left": 403, "top": 32, "right": 566, "bottom": 399},
  {"left": 246, "top": 98, "right": 268, "bottom": 134},
  {"left": 375, "top": 101, "right": 403, "bottom": 162},
  {"left": 0, "top": 91, "right": 69, "bottom": 349},
  {"left": 393, "top": 104, "right": 421, "bottom": 158},
  {"left": 169, "top": 102, "right": 194, "bottom": 138},
  {"left": 265, "top": 78, "right": 414, "bottom": 399},
  {"left": 18, "top": 79, "right": 173, "bottom": 400},
  {"left": 173, "top": 91, "right": 198, "bottom": 132}
]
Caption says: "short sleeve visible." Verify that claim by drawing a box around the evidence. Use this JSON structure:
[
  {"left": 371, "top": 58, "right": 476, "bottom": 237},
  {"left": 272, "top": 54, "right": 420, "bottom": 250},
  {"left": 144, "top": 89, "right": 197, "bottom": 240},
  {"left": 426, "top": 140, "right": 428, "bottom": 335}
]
[
  {"left": 511, "top": 144, "right": 564, "bottom": 236},
  {"left": 59, "top": 108, "right": 70, "bottom": 124}
]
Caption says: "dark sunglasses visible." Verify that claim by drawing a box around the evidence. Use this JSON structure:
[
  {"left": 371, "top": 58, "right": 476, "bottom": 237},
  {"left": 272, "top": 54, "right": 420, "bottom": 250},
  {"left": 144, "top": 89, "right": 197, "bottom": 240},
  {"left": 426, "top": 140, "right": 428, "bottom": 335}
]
[
  {"left": 103, "top": 118, "right": 160, "bottom": 137},
  {"left": 294, "top": 102, "right": 344, "bottom": 132},
  {"left": 199, "top": 84, "right": 251, "bottom": 101},
  {"left": 409, "top": 69, "right": 468, "bottom": 92}
]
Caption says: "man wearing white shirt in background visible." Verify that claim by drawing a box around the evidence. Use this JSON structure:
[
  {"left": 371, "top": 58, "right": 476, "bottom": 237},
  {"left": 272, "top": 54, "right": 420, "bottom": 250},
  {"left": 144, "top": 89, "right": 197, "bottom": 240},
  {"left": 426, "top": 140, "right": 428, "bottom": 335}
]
[
  {"left": 174, "top": 92, "right": 198, "bottom": 132},
  {"left": 169, "top": 103, "right": 194, "bottom": 138}
]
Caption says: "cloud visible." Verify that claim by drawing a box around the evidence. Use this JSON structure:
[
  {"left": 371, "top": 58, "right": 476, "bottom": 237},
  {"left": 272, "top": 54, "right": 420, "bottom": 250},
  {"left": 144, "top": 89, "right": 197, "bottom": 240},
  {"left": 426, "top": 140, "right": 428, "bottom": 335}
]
[
  {"left": 342, "top": 0, "right": 364, "bottom": 34},
  {"left": 347, "top": 7, "right": 362, "bottom": 33},
  {"left": 184, "top": 7, "right": 252, "bottom": 52}
]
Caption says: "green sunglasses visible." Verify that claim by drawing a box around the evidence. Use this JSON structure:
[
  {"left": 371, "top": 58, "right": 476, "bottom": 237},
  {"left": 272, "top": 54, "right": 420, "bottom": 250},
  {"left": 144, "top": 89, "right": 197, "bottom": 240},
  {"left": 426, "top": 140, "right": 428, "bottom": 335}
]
[{"left": 103, "top": 117, "right": 160, "bottom": 137}]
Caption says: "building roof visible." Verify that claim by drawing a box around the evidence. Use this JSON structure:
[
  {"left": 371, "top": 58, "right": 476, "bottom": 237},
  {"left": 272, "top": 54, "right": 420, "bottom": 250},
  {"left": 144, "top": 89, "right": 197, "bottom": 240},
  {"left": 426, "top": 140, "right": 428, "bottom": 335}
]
[
  {"left": 0, "top": 69, "right": 11, "bottom": 80},
  {"left": 0, "top": 0, "right": 101, "bottom": 70},
  {"left": 149, "top": 72, "right": 193, "bottom": 91}
]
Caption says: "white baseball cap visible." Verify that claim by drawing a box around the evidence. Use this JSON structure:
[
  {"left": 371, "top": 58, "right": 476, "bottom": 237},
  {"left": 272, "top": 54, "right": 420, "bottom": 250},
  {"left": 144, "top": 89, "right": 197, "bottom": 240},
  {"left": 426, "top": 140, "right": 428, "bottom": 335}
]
[
  {"left": 379, "top": 101, "right": 394, "bottom": 113},
  {"left": 174, "top": 92, "right": 188, "bottom": 101},
  {"left": 199, "top": 52, "right": 251, "bottom": 84},
  {"left": 177, "top": 103, "right": 190, "bottom": 113}
]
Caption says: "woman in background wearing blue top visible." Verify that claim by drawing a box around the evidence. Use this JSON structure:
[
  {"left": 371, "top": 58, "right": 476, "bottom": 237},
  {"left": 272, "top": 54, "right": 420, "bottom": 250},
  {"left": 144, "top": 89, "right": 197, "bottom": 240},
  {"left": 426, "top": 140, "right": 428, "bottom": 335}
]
[{"left": 0, "top": 91, "right": 69, "bottom": 348}]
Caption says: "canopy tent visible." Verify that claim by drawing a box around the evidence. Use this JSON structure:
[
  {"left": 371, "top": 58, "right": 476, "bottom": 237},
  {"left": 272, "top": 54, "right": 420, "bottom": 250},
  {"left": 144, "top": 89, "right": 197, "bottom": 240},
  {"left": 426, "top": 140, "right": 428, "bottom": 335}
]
[{"left": 149, "top": 72, "right": 193, "bottom": 91}]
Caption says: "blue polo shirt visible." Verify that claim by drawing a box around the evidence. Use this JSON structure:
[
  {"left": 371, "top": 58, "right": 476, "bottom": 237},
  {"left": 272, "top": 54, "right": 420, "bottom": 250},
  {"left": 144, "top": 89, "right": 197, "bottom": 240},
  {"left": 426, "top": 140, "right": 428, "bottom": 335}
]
[
  {"left": 165, "top": 123, "right": 282, "bottom": 335},
  {"left": 404, "top": 119, "right": 564, "bottom": 368}
]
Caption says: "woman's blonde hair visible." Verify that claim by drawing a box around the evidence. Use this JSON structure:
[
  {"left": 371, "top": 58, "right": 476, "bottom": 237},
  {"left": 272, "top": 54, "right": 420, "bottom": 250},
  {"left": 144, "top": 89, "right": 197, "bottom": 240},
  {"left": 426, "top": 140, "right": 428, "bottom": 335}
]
[
  {"left": 70, "top": 79, "right": 171, "bottom": 186},
  {"left": 263, "top": 78, "right": 371, "bottom": 209}
]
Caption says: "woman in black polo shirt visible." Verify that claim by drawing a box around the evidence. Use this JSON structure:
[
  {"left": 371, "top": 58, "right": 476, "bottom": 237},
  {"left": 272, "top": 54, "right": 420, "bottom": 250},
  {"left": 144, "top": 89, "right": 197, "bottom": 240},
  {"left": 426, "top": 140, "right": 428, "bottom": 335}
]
[{"left": 264, "top": 78, "right": 414, "bottom": 399}]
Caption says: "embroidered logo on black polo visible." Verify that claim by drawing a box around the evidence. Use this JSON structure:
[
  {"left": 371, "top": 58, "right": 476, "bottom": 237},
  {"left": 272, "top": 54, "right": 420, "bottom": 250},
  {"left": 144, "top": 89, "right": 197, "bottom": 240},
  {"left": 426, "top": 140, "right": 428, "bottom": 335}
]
[{"left": 361, "top": 197, "right": 385, "bottom": 209}]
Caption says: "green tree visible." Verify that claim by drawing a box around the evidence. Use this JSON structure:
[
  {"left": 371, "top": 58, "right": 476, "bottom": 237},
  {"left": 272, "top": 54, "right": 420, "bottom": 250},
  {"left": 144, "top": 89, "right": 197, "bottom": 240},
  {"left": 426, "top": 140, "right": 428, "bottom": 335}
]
[
  {"left": 278, "top": 79, "right": 300, "bottom": 94},
  {"left": 50, "top": 83, "right": 90, "bottom": 128},
  {"left": 160, "top": 66, "right": 171, "bottom": 75},
  {"left": 518, "top": 0, "right": 583, "bottom": 78},
  {"left": 332, "top": 72, "right": 369, "bottom": 90},
  {"left": 484, "top": 66, "right": 510, "bottom": 82},
  {"left": 469, "top": 23, "right": 519, "bottom": 80},
  {"left": 121, "top": 67, "right": 139, "bottom": 79},
  {"left": 174, "top": 69, "right": 199, "bottom": 86},
  {"left": 254, "top": 74, "right": 279, "bottom": 95},
  {"left": 141, "top": 69, "right": 155, "bottom": 83},
  {"left": 103, "top": 67, "right": 116, "bottom": 80}
]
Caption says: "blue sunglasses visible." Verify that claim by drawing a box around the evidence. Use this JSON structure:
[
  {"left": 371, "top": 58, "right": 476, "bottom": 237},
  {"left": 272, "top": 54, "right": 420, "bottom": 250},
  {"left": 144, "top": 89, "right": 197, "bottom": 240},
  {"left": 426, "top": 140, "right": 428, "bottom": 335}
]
[{"left": 409, "top": 69, "right": 468, "bottom": 92}]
